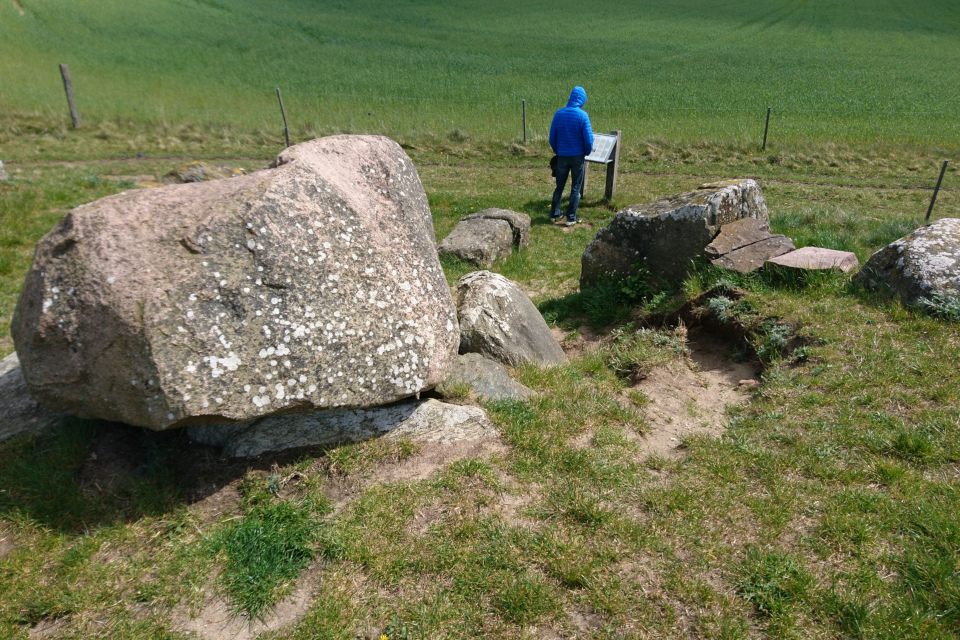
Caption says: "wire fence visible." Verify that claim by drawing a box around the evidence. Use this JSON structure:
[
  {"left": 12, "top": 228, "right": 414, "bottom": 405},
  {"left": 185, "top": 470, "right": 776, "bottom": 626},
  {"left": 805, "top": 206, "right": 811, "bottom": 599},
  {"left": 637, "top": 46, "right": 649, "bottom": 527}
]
[{"left": 287, "top": 91, "right": 960, "bottom": 148}]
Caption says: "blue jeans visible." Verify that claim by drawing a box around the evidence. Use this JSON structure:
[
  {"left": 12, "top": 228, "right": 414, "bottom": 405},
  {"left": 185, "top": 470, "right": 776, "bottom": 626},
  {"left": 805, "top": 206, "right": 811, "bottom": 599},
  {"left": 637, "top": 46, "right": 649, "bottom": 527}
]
[{"left": 551, "top": 155, "right": 585, "bottom": 222}]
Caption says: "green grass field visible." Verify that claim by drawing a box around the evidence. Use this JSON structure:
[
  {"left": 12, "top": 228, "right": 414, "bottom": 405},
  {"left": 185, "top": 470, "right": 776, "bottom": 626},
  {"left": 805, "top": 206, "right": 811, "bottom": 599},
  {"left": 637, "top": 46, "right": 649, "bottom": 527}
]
[
  {"left": 2, "top": 0, "right": 960, "bottom": 144},
  {"left": 3, "top": 1, "right": 960, "bottom": 639}
]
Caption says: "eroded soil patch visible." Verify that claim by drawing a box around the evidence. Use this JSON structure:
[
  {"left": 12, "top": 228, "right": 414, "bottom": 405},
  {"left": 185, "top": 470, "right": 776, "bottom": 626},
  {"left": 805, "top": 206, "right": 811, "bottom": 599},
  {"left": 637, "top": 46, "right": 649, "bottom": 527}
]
[{"left": 633, "top": 329, "right": 756, "bottom": 458}]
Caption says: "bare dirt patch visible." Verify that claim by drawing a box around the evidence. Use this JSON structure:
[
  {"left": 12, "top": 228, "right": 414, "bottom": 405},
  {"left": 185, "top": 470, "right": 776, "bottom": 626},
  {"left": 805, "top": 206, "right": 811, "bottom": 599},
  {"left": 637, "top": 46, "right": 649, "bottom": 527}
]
[
  {"left": 11, "top": 0, "right": 24, "bottom": 15},
  {"left": 632, "top": 330, "right": 755, "bottom": 457},
  {"left": 553, "top": 325, "right": 603, "bottom": 360}
]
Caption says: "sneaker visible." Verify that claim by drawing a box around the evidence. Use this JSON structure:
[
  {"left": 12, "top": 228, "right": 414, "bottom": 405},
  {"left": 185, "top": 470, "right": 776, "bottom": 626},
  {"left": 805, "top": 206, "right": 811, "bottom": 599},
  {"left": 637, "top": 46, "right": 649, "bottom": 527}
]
[
  {"left": 565, "top": 218, "right": 578, "bottom": 227},
  {"left": 550, "top": 215, "right": 562, "bottom": 222}
]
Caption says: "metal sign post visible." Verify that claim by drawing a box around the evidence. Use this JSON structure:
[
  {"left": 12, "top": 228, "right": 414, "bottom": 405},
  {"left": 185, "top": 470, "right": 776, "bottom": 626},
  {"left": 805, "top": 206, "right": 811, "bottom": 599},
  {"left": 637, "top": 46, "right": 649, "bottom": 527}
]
[{"left": 584, "top": 131, "right": 621, "bottom": 202}]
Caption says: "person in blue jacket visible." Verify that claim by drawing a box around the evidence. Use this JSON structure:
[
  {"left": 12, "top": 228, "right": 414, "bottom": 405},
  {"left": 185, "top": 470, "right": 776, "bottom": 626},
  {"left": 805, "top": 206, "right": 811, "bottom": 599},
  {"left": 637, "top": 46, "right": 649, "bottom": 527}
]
[{"left": 549, "top": 86, "right": 594, "bottom": 225}]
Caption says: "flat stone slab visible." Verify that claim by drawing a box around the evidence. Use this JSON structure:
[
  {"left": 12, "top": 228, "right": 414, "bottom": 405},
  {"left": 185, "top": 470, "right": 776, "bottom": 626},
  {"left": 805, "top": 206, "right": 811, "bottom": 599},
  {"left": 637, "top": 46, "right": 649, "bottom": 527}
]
[
  {"left": 854, "top": 218, "right": 960, "bottom": 306},
  {"left": 0, "top": 352, "right": 67, "bottom": 443},
  {"left": 766, "top": 247, "right": 859, "bottom": 272},
  {"left": 704, "top": 217, "right": 771, "bottom": 259},
  {"left": 712, "top": 235, "right": 795, "bottom": 274},
  {"left": 460, "top": 208, "right": 531, "bottom": 248},
  {"left": 188, "top": 398, "right": 495, "bottom": 458},
  {"left": 436, "top": 353, "right": 536, "bottom": 401},
  {"left": 438, "top": 218, "right": 514, "bottom": 267}
]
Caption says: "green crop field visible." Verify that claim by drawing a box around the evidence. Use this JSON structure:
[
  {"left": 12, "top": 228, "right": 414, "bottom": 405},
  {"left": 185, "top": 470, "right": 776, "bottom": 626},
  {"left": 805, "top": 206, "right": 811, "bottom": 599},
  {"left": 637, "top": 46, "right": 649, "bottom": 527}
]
[{"left": 2, "top": 0, "right": 960, "bottom": 145}]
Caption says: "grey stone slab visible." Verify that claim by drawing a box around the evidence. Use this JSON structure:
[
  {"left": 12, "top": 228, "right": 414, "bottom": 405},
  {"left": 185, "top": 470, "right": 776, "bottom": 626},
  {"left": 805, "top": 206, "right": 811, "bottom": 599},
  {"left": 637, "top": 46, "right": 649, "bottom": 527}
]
[
  {"left": 711, "top": 235, "right": 795, "bottom": 274},
  {"left": 704, "top": 217, "right": 772, "bottom": 259},
  {"left": 188, "top": 398, "right": 495, "bottom": 458},
  {"left": 436, "top": 353, "right": 536, "bottom": 401}
]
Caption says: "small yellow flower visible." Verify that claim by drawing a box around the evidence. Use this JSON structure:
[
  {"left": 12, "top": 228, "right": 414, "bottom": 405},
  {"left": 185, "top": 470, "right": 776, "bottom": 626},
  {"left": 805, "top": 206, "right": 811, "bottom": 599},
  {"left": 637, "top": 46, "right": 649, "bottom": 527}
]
[{"left": 380, "top": 636, "right": 388, "bottom": 640}]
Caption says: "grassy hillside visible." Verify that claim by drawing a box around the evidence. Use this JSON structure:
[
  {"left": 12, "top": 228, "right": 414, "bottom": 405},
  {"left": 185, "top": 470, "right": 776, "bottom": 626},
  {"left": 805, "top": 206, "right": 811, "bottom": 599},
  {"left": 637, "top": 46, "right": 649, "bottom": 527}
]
[{"left": 2, "top": 0, "right": 960, "bottom": 144}]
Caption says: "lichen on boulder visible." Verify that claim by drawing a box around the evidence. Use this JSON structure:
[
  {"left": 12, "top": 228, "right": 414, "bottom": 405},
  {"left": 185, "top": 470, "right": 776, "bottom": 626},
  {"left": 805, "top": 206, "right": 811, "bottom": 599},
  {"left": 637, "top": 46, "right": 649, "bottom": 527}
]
[
  {"left": 854, "top": 218, "right": 960, "bottom": 306},
  {"left": 581, "top": 179, "right": 769, "bottom": 287},
  {"left": 12, "top": 135, "right": 460, "bottom": 430}
]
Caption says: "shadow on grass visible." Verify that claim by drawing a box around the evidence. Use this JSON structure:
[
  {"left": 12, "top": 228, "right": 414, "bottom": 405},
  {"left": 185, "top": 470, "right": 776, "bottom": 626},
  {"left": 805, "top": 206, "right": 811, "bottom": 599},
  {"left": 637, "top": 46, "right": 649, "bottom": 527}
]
[
  {"left": 0, "top": 418, "right": 317, "bottom": 534},
  {"left": 537, "top": 283, "right": 632, "bottom": 331}
]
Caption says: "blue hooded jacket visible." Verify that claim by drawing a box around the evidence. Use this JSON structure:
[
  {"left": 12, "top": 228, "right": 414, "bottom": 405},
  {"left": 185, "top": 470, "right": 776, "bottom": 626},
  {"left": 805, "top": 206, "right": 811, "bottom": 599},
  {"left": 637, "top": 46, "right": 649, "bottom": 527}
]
[{"left": 549, "top": 86, "right": 594, "bottom": 157}]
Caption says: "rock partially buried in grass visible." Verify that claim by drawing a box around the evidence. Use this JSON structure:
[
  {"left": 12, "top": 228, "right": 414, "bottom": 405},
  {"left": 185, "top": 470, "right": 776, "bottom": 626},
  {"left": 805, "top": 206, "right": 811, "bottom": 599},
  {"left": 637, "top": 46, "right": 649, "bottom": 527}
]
[
  {"left": 160, "top": 161, "right": 246, "bottom": 184},
  {"left": 766, "top": 247, "right": 858, "bottom": 273},
  {"left": 12, "top": 135, "right": 459, "bottom": 430},
  {"left": 854, "top": 218, "right": 960, "bottom": 306},
  {"left": 0, "top": 352, "right": 67, "bottom": 443},
  {"left": 457, "top": 271, "right": 565, "bottom": 367},
  {"left": 436, "top": 353, "right": 536, "bottom": 401},
  {"left": 438, "top": 218, "right": 514, "bottom": 267},
  {"left": 188, "top": 398, "right": 495, "bottom": 458},
  {"left": 459, "top": 208, "right": 531, "bottom": 248},
  {"left": 438, "top": 208, "right": 531, "bottom": 267},
  {"left": 581, "top": 179, "right": 769, "bottom": 287}
]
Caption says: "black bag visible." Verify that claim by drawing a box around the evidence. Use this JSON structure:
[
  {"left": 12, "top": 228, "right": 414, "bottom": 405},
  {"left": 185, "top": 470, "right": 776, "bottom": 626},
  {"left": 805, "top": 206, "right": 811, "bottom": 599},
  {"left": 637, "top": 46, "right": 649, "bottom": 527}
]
[{"left": 549, "top": 155, "right": 558, "bottom": 178}]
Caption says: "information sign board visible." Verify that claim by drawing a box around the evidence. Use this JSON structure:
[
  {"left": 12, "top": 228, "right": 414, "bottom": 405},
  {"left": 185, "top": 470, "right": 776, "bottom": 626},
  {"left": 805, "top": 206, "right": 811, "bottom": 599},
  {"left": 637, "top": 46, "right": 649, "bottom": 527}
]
[{"left": 585, "top": 133, "right": 618, "bottom": 164}]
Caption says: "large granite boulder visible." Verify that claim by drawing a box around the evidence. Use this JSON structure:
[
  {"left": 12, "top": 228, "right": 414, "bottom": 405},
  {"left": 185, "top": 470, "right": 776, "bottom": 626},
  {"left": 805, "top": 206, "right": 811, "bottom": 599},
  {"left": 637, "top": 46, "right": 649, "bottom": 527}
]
[
  {"left": 438, "top": 208, "right": 531, "bottom": 267},
  {"left": 188, "top": 398, "right": 495, "bottom": 458},
  {"left": 581, "top": 179, "right": 768, "bottom": 287},
  {"left": 457, "top": 271, "right": 565, "bottom": 367},
  {"left": 435, "top": 353, "right": 536, "bottom": 401},
  {"left": 12, "top": 135, "right": 460, "bottom": 431},
  {"left": 854, "top": 218, "right": 960, "bottom": 305},
  {"left": 0, "top": 352, "right": 67, "bottom": 443}
]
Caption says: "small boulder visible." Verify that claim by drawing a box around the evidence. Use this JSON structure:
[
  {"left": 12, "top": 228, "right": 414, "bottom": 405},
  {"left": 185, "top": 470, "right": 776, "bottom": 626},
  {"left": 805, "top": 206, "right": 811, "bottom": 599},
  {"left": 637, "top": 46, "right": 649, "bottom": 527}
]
[
  {"left": 438, "top": 218, "right": 514, "bottom": 267},
  {"left": 12, "top": 135, "right": 459, "bottom": 430},
  {"left": 436, "top": 353, "right": 536, "bottom": 401},
  {"left": 0, "top": 352, "right": 67, "bottom": 443},
  {"left": 706, "top": 218, "right": 795, "bottom": 274},
  {"left": 457, "top": 271, "right": 565, "bottom": 367},
  {"left": 854, "top": 218, "right": 960, "bottom": 306},
  {"left": 188, "top": 398, "right": 495, "bottom": 458},
  {"left": 460, "top": 208, "right": 531, "bottom": 248},
  {"left": 439, "top": 208, "right": 531, "bottom": 267},
  {"left": 160, "top": 161, "right": 246, "bottom": 184},
  {"left": 581, "top": 179, "right": 769, "bottom": 287},
  {"left": 766, "top": 247, "right": 859, "bottom": 273}
]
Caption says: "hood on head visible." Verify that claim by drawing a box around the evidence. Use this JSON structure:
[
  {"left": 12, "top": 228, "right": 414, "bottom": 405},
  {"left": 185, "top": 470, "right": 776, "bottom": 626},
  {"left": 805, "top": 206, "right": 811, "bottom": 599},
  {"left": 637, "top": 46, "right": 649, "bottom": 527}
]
[{"left": 566, "top": 86, "right": 586, "bottom": 108}]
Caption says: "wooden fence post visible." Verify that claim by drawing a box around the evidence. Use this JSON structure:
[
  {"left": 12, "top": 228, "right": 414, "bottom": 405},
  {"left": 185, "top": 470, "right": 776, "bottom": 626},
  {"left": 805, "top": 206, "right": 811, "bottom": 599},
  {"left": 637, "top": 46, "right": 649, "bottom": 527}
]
[
  {"left": 276, "top": 88, "right": 290, "bottom": 148},
  {"left": 926, "top": 160, "right": 949, "bottom": 222},
  {"left": 59, "top": 64, "right": 80, "bottom": 129}
]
